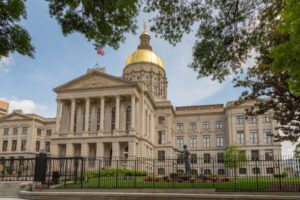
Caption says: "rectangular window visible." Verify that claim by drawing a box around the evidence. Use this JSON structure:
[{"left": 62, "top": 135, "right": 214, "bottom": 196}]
[
  {"left": 2, "top": 141, "right": 8, "bottom": 152},
  {"left": 158, "top": 131, "right": 165, "bottom": 144},
  {"left": 176, "top": 136, "right": 184, "bottom": 149},
  {"left": 251, "top": 150, "right": 259, "bottom": 161},
  {"left": 13, "top": 127, "right": 18, "bottom": 135},
  {"left": 158, "top": 151, "right": 165, "bottom": 161},
  {"left": 177, "top": 154, "right": 184, "bottom": 164},
  {"left": 252, "top": 167, "right": 260, "bottom": 174},
  {"left": 216, "top": 135, "right": 224, "bottom": 147},
  {"left": 236, "top": 115, "right": 244, "bottom": 124},
  {"left": 12, "top": 140, "right": 17, "bottom": 151},
  {"left": 217, "top": 153, "right": 224, "bottom": 163},
  {"left": 263, "top": 114, "right": 271, "bottom": 123},
  {"left": 265, "top": 150, "right": 274, "bottom": 161},
  {"left": 218, "top": 169, "right": 225, "bottom": 175},
  {"left": 266, "top": 167, "right": 274, "bottom": 174},
  {"left": 36, "top": 141, "right": 40, "bottom": 152},
  {"left": 204, "top": 153, "right": 211, "bottom": 163},
  {"left": 21, "top": 140, "right": 26, "bottom": 151},
  {"left": 45, "top": 142, "right": 51, "bottom": 152},
  {"left": 190, "top": 136, "right": 197, "bottom": 148},
  {"left": 22, "top": 127, "right": 28, "bottom": 135},
  {"left": 203, "top": 121, "right": 210, "bottom": 129},
  {"left": 250, "top": 130, "right": 258, "bottom": 144},
  {"left": 177, "top": 123, "right": 184, "bottom": 131},
  {"left": 249, "top": 116, "right": 257, "bottom": 124},
  {"left": 46, "top": 129, "right": 52, "bottom": 136},
  {"left": 236, "top": 131, "right": 245, "bottom": 144},
  {"left": 239, "top": 168, "right": 247, "bottom": 175},
  {"left": 3, "top": 128, "right": 9, "bottom": 136},
  {"left": 189, "top": 122, "right": 197, "bottom": 130},
  {"left": 158, "top": 116, "right": 166, "bottom": 124},
  {"left": 216, "top": 121, "right": 223, "bottom": 129},
  {"left": 158, "top": 168, "right": 165, "bottom": 175},
  {"left": 37, "top": 128, "right": 42, "bottom": 137},
  {"left": 191, "top": 153, "right": 197, "bottom": 164},
  {"left": 263, "top": 130, "right": 273, "bottom": 144},
  {"left": 203, "top": 135, "right": 210, "bottom": 148}
]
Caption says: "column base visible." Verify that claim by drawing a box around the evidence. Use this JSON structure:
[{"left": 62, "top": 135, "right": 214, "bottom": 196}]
[{"left": 98, "top": 130, "right": 104, "bottom": 136}]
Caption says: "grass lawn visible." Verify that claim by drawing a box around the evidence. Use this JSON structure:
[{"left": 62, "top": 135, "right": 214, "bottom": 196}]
[{"left": 58, "top": 176, "right": 300, "bottom": 191}]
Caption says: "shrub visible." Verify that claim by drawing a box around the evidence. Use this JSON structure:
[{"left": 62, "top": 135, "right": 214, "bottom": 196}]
[
  {"left": 169, "top": 173, "right": 178, "bottom": 178},
  {"left": 85, "top": 168, "right": 147, "bottom": 178},
  {"left": 273, "top": 172, "right": 287, "bottom": 178}
]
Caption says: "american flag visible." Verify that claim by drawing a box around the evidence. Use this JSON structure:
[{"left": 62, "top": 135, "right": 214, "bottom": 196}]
[{"left": 97, "top": 48, "right": 105, "bottom": 56}]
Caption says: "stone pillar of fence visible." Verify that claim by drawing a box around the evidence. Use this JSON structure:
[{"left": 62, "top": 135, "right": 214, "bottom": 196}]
[{"left": 34, "top": 150, "right": 48, "bottom": 184}]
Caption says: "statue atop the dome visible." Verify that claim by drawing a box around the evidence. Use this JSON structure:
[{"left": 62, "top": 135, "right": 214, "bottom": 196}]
[{"left": 143, "top": 20, "right": 148, "bottom": 32}]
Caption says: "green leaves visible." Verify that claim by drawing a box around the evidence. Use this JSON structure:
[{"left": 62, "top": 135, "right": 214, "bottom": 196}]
[
  {"left": 224, "top": 146, "right": 247, "bottom": 169},
  {"left": 270, "top": 0, "right": 300, "bottom": 96},
  {"left": 47, "top": 0, "right": 140, "bottom": 49},
  {"left": 0, "top": 0, "right": 34, "bottom": 58}
]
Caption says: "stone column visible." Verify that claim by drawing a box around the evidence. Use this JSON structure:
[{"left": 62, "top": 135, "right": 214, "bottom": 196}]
[
  {"left": 66, "top": 143, "right": 73, "bottom": 156},
  {"left": 81, "top": 143, "right": 89, "bottom": 157},
  {"left": 70, "top": 99, "right": 76, "bottom": 133},
  {"left": 131, "top": 95, "right": 136, "bottom": 129},
  {"left": 100, "top": 97, "right": 105, "bottom": 132},
  {"left": 112, "top": 142, "right": 120, "bottom": 157},
  {"left": 50, "top": 143, "right": 58, "bottom": 156},
  {"left": 84, "top": 98, "right": 90, "bottom": 133},
  {"left": 55, "top": 99, "right": 62, "bottom": 134},
  {"left": 96, "top": 142, "right": 104, "bottom": 158},
  {"left": 115, "top": 95, "right": 120, "bottom": 130},
  {"left": 128, "top": 141, "right": 136, "bottom": 158}
]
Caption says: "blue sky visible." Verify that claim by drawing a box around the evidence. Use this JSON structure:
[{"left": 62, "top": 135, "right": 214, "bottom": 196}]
[
  {"left": 0, "top": 1, "right": 294, "bottom": 154},
  {"left": 0, "top": 0, "right": 245, "bottom": 117}
]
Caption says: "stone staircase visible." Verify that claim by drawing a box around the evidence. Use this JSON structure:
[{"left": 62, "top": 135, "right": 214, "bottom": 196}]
[{"left": 0, "top": 182, "right": 32, "bottom": 198}]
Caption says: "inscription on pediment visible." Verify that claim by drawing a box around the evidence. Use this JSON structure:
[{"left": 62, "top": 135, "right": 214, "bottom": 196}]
[{"left": 66, "top": 75, "right": 126, "bottom": 90}]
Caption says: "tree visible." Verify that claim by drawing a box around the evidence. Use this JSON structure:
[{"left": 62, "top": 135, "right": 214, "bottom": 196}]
[
  {"left": 144, "top": 0, "right": 300, "bottom": 141},
  {"left": 295, "top": 143, "right": 300, "bottom": 160},
  {"left": 1, "top": 0, "right": 140, "bottom": 59},
  {"left": 270, "top": 0, "right": 300, "bottom": 96},
  {"left": 224, "top": 145, "right": 247, "bottom": 170},
  {"left": 0, "top": 0, "right": 34, "bottom": 58},
  {"left": 47, "top": 0, "right": 140, "bottom": 49}
]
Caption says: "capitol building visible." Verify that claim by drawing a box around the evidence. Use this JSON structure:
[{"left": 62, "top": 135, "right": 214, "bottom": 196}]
[{"left": 0, "top": 29, "right": 281, "bottom": 175}]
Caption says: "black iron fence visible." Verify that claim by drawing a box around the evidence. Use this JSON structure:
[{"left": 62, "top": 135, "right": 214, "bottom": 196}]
[
  {"left": 0, "top": 157, "right": 36, "bottom": 181},
  {"left": 1, "top": 155, "right": 300, "bottom": 192}
]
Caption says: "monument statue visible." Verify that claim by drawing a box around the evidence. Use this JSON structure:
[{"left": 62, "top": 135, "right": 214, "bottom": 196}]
[{"left": 175, "top": 145, "right": 191, "bottom": 177}]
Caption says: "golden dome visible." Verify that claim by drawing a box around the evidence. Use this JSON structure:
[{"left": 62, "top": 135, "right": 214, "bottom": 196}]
[{"left": 125, "top": 49, "right": 164, "bottom": 69}]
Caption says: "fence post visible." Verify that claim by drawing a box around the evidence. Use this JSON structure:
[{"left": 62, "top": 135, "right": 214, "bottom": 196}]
[
  {"left": 116, "top": 160, "right": 119, "bottom": 188},
  {"left": 34, "top": 151, "right": 48, "bottom": 185},
  {"left": 80, "top": 157, "right": 84, "bottom": 189},
  {"left": 278, "top": 159, "right": 282, "bottom": 191},
  {"left": 97, "top": 159, "right": 101, "bottom": 188},
  {"left": 2, "top": 159, "right": 5, "bottom": 180},
  {"left": 234, "top": 160, "right": 237, "bottom": 190},
  {"left": 134, "top": 158, "right": 137, "bottom": 188},
  {"left": 255, "top": 160, "right": 259, "bottom": 191}
]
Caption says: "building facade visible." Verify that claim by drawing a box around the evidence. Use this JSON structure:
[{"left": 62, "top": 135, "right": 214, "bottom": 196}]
[
  {"left": 0, "top": 29, "right": 281, "bottom": 175},
  {"left": 0, "top": 110, "right": 55, "bottom": 159},
  {"left": 0, "top": 100, "right": 9, "bottom": 117}
]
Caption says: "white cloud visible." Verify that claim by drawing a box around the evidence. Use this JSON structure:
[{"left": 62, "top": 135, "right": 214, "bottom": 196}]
[
  {"left": 0, "top": 56, "right": 14, "bottom": 73},
  {"left": 281, "top": 141, "right": 296, "bottom": 156},
  {"left": 0, "top": 97, "right": 48, "bottom": 115}
]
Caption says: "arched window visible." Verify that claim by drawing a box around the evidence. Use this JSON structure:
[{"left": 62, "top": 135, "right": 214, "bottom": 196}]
[
  {"left": 111, "top": 107, "right": 115, "bottom": 131},
  {"left": 96, "top": 108, "right": 100, "bottom": 130},
  {"left": 126, "top": 106, "right": 131, "bottom": 132}
]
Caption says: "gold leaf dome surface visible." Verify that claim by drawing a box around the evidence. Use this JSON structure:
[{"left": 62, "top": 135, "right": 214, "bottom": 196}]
[{"left": 125, "top": 49, "right": 164, "bottom": 69}]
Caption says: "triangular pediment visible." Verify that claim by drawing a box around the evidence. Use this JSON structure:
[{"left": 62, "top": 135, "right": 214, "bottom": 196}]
[
  {"left": 0, "top": 113, "right": 32, "bottom": 121},
  {"left": 54, "top": 70, "right": 136, "bottom": 92}
]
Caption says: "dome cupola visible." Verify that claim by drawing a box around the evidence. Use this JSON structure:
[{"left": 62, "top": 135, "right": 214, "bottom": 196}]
[{"left": 124, "top": 22, "right": 164, "bottom": 69}]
